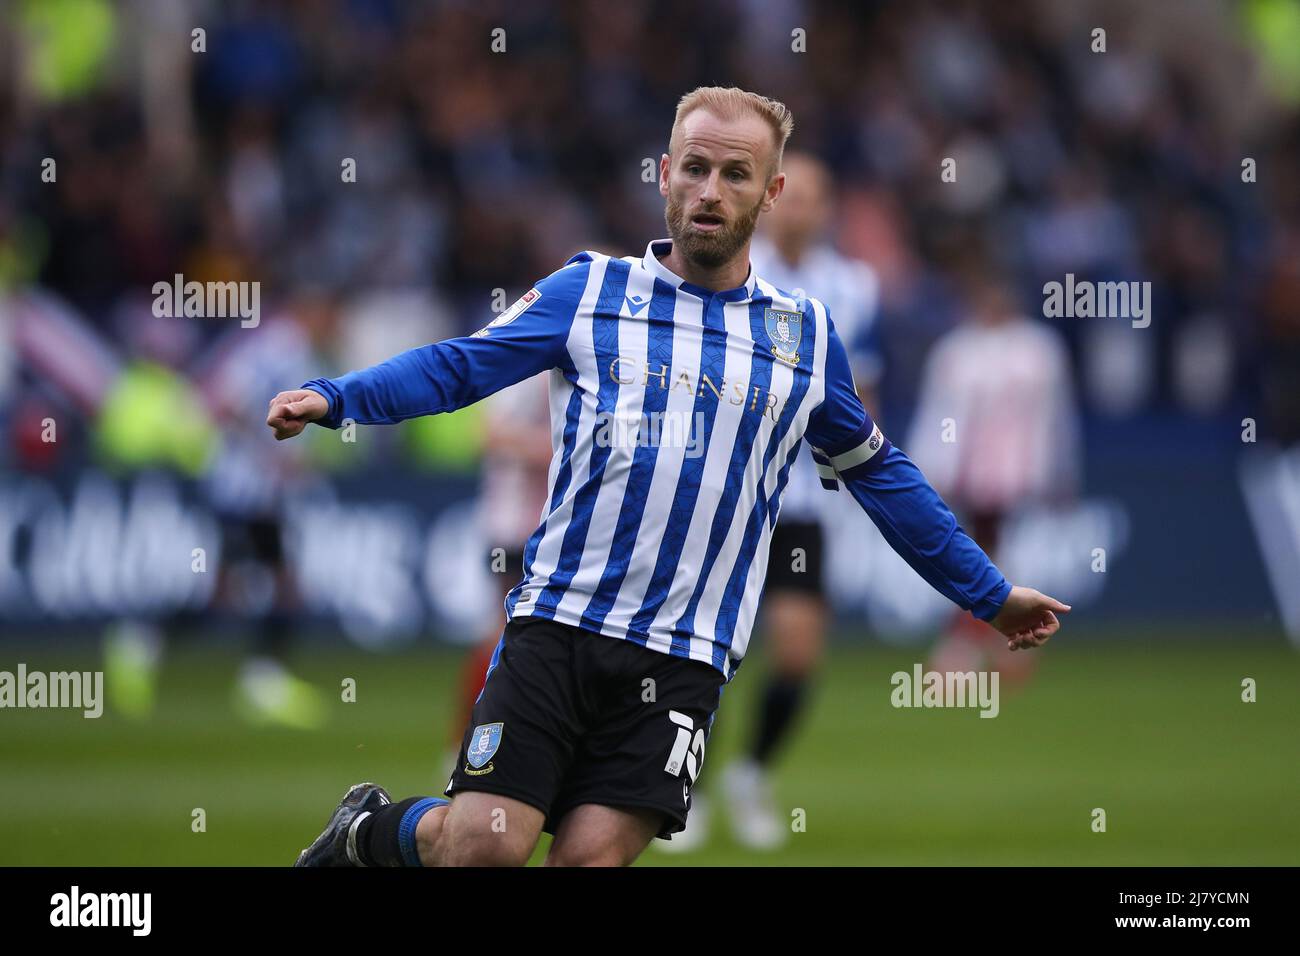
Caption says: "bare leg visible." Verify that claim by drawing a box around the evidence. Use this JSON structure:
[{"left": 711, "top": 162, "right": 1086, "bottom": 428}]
[
  {"left": 415, "top": 791, "right": 545, "bottom": 866},
  {"left": 543, "top": 804, "right": 662, "bottom": 867},
  {"left": 765, "top": 591, "right": 826, "bottom": 681}
]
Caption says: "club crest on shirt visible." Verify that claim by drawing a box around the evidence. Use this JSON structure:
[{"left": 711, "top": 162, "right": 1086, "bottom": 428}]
[
  {"left": 764, "top": 308, "right": 802, "bottom": 365},
  {"left": 471, "top": 288, "right": 541, "bottom": 338},
  {"left": 465, "top": 721, "right": 503, "bottom": 774}
]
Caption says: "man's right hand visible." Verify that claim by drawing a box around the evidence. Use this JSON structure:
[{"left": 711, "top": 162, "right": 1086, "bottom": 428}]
[{"left": 267, "top": 389, "right": 329, "bottom": 440}]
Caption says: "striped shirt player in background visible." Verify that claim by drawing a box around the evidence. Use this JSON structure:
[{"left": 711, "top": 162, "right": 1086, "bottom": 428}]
[
  {"left": 98, "top": 292, "right": 330, "bottom": 729},
  {"left": 273, "top": 87, "right": 1070, "bottom": 868},
  {"left": 908, "top": 266, "right": 1081, "bottom": 692},
  {"left": 665, "top": 152, "right": 885, "bottom": 853},
  {"left": 193, "top": 293, "right": 334, "bottom": 730}
]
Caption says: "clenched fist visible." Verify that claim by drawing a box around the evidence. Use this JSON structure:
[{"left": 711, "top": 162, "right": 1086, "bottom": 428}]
[
  {"left": 988, "top": 586, "right": 1071, "bottom": 651},
  {"left": 267, "top": 389, "right": 329, "bottom": 440}
]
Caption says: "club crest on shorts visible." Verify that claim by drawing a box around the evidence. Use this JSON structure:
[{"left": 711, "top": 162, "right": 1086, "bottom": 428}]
[
  {"left": 465, "top": 721, "right": 503, "bottom": 774},
  {"left": 764, "top": 308, "right": 802, "bottom": 365}
]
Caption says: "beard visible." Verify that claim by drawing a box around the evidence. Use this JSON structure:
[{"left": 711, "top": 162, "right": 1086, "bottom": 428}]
[{"left": 664, "top": 191, "right": 764, "bottom": 270}]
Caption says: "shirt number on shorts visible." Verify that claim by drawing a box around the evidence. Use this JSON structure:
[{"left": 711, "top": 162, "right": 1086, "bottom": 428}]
[{"left": 664, "top": 709, "right": 706, "bottom": 782}]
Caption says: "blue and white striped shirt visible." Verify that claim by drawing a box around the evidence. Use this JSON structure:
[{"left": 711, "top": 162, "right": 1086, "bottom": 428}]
[
  {"left": 748, "top": 234, "right": 882, "bottom": 523},
  {"left": 303, "top": 239, "right": 1010, "bottom": 678}
]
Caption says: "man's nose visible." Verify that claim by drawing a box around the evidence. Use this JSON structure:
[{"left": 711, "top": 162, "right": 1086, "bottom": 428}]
[{"left": 699, "top": 170, "right": 723, "bottom": 204}]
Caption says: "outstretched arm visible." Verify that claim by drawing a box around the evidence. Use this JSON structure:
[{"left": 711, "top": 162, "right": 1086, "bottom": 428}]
[
  {"left": 267, "top": 255, "right": 592, "bottom": 439},
  {"left": 815, "top": 435, "right": 1068, "bottom": 649},
  {"left": 806, "top": 308, "right": 1070, "bottom": 651}
]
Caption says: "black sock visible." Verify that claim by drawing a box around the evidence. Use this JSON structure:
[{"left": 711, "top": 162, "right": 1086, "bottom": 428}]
[
  {"left": 751, "top": 675, "right": 807, "bottom": 765},
  {"left": 252, "top": 609, "right": 291, "bottom": 661},
  {"left": 355, "top": 797, "right": 436, "bottom": 867}
]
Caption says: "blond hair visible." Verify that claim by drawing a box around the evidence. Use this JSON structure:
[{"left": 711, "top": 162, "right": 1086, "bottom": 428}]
[{"left": 669, "top": 86, "right": 794, "bottom": 181}]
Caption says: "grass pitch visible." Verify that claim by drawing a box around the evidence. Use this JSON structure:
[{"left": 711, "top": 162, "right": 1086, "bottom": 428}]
[{"left": 1, "top": 630, "right": 1296, "bottom": 865}]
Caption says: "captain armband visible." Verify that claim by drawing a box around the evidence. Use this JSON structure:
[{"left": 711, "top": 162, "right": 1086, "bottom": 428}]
[{"left": 811, "top": 422, "right": 891, "bottom": 491}]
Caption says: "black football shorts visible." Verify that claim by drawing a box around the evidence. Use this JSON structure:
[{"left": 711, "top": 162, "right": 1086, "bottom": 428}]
[
  {"left": 764, "top": 518, "right": 825, "bottom": 597},
  {"left": 486, "top": 546, "right": 526, "bottom": 583},
  {"left": 446, "top": 615, "right": 725, "bottom": 840}
]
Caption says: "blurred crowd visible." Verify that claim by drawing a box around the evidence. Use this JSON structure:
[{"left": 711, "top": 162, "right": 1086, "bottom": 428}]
[{"left": 2, "top": 0, "right": 1300, "bottom": 479}]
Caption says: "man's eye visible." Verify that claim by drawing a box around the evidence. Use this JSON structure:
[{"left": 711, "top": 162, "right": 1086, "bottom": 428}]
[
  {"left": 729, "top": 169, "right": 746, "bottom": 181},
  {"left": 687, "top": 164, "right": 704, "bottom": 176}
]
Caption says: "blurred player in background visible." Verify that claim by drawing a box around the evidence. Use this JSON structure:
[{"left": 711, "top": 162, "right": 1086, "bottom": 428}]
[
  {"left": 197, "top": 293, "right": 337, "bottom": 727},
  {"left": 96, "top": 303, "right": 216, "bottom": 720},
  {"left": 908, "top": 268, "right": 1080, "bottom": 686},
  {"left": 451, "top": 372, "right": 553, "bottom": 752},
  {"left": 103, "top": 293, "right": 333, "bottom": 728},
  {"left": 666, "top": 151, "right": 884, "bottom": 851}
]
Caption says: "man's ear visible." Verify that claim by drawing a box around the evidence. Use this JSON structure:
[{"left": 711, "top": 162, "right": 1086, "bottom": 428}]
[
  {"left": 659, "top": 153, "right": 671, "bottom": 198},
  {"left": 761, "top": 171, "right": 786, "bottom": 213}
]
